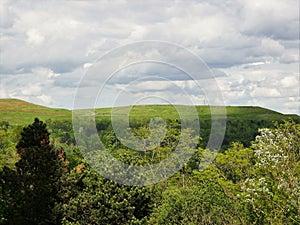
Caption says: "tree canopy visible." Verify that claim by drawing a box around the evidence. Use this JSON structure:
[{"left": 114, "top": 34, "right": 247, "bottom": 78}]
[{"left": 0, "top": 118, "right": 299, "bottom": 224}]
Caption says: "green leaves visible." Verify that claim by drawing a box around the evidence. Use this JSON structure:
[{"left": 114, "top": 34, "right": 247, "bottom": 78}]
[
  {"left": 215, "top": 142, "right": 254, "bottom": 183},
  {"left": 149, "top": 180, "right": 239, "bottom": 225},
  {"left": 1, "top": 118, "right": 299, "bottom": 224},
  {"left": 0, "top": 126, "right": 20, "bottom": 170},
  {"left": 57, "top": 167, "right": 154, "bottom": 225}
]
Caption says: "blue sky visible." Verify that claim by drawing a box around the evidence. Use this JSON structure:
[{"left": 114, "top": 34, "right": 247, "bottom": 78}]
[{"left": 0, "top": 0, "right": 299, "bottom": 114}]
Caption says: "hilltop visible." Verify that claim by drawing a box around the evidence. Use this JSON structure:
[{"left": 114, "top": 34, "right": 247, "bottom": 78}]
[{"left": 0, "top": 98, "right": 299, "bottom": 125}]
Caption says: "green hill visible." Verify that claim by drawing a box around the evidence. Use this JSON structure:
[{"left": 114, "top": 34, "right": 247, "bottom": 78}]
[
  {"left": 95, "top": 104, "right": 298, "bottom": 121},
  {"left": 0, "top": 98, "right": 71, "bottom": 125},
  {"left": 1, "top": 98, "right": 299, "bottom": 150},
  {"left": 0, "top": 98, "right": 299, "bottom": 125}
]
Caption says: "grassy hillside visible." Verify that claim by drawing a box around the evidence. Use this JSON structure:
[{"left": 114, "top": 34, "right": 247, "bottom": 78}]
[
  {"left": 96, "top": 104, "right": 298, "bottom": 121},
  {"left": 0, "top": 99, "right": 71, "bottom": 125},
  {"left": 1, "top": 99, "right": 299, "bottom": 125},
  {"left": 1, "top": 98, "right": 299, "bottom": 150}
]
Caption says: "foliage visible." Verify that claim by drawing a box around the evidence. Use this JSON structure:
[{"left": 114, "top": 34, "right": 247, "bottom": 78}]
[
  {"left": 0, "top": 118, "right": 66, "bottom": 225},
  {"left": 241, "top": 121, "right": 300, "bottom": 224},
  {"left": 0, "top": 114, "right": 299, "bottom": 225},
  {"left": 46, "top": 119, "right": 75, "bottom": 145},
  {"left": 215, "top": 142, "right": 254, "bottom": 183},
  {"left": 0, "top": 124, "right": 21, "bottom": 170},
  {"left": 149, "top": 177, "right": 241, "bottom": 225},
  {"left": 57, "top": 165, "right": 155, "bottom": 225}
]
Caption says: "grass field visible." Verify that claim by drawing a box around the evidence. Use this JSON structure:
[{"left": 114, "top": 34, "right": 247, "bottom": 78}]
[
  {"left": 0, "top": 99, "right": 71, "bottom": 125},
  {"left": 0, "top": 98, "right": 299, "bottom": 126}
]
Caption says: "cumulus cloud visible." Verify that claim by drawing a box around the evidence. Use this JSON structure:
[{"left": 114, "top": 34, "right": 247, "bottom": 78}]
[
  {"left": 0, "top": 0, "right": 15, "bottom": 28},
  {"left": 261, "top": 38, "right": 285, "bottom": 56},
  {"left": 239, "top": 0, "right": 299, "bottom": 40},
  {"left": 36, "top": 94, "right": 54, "bottom": 105},
  {"left": 0, "top": 0, "right": 299, "bottom": 114},
  {"left": 26, "top": 29, "right": 45, "bottom": 46},
  {"left": 21, "top": 83, "right": 42, "bottom": 96},
  {"left": 280, "top": 76, "right": 298, "bottom": 88},
  {"left": 250, "top": 88, "right": 281, "bottom": 98}
]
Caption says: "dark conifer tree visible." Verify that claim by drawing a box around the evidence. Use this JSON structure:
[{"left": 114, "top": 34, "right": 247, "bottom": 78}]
[{"left": 1, "top": 118, "right": 64, "bottom": 225}]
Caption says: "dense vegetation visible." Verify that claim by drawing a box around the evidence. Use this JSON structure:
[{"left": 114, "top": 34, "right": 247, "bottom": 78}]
[{"left": 0, "top": 99, "right": 299, "bottom": 224}]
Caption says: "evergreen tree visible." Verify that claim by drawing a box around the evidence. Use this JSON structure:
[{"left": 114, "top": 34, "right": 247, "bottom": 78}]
[{"left": 1, "top": 118, "right": 64, "bottom": 225}]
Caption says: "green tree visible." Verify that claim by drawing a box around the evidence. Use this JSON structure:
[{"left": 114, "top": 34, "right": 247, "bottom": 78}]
[
  {"left": 215, "top": 142, "right": 254, "bottom": 183},
  {"left": 0, "top": 126, "right": 21, "bottom": 170},
  {"left": 57, "top": 165, "right": 155, "bottom": 225},
  {"left": 1, "top": 118, "right": 65, "bottom": 225},
  {"left": 241, "top": 121, "right": 300, "bottom": 224},
  {"left": 149, "top": 177, "right": 241, "bottom": 225}
]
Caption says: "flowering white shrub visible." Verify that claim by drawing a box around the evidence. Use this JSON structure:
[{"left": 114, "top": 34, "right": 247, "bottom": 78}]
[{"left": 241, "top": 121, "right": 300, "bottom": 224}]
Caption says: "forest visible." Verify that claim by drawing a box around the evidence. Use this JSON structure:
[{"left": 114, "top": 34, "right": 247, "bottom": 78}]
[{"left": 0, "top": 113, "right": 299, "bottom": 224}]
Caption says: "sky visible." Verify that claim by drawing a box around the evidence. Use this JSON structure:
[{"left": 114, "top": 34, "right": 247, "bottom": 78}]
[{"left": 0, "top": 0, "right": 299, "bottom": 115}]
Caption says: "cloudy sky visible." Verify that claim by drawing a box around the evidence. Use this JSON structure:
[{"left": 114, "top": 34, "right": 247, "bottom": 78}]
[{"left": 0, "top": 0, "right": 299, "bottom": 114}]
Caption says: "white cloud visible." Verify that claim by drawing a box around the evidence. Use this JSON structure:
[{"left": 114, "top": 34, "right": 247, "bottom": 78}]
[
  {"left": 261, "top": 38, "right": 284, "bottom": 56},
  {"left": 240, "top": 0, "right": 299, "bottom": 40},
  {"left": 21, "top": 83, "right": 42, "bottom": 96},
  {"left": 280, "top": 76, "right": 298, "bottom": 88},
  {"left": 83, "top": 63, "right": 93, "bottom": 69},
  {"left": 26, "top": 29, "right": 45, "bottom": 46},
  {"left": 280, "top": 52, "right": 299, "bottom": 64},
  {"left": 0, "top": 80, "right": 8, "bottom": 98},
  {"left": 250, "top": 88, "right": 281, "bottom": 98},
  {"left": 0, "top": 0, "right": 299, "bottom": 114},
  {"left": 0, "top": 0, "right": 15, "bottom": 28},
  {"left": 36, "top": 94, "right": 54, "bottom": 105},
  {"left": 32, "top": 67, "right": 60, "bottom": 79}
]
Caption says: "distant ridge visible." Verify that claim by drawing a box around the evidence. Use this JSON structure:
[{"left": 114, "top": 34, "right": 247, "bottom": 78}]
[{"left": 0, "top": 98, "right": 299, "bottom": 125}]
